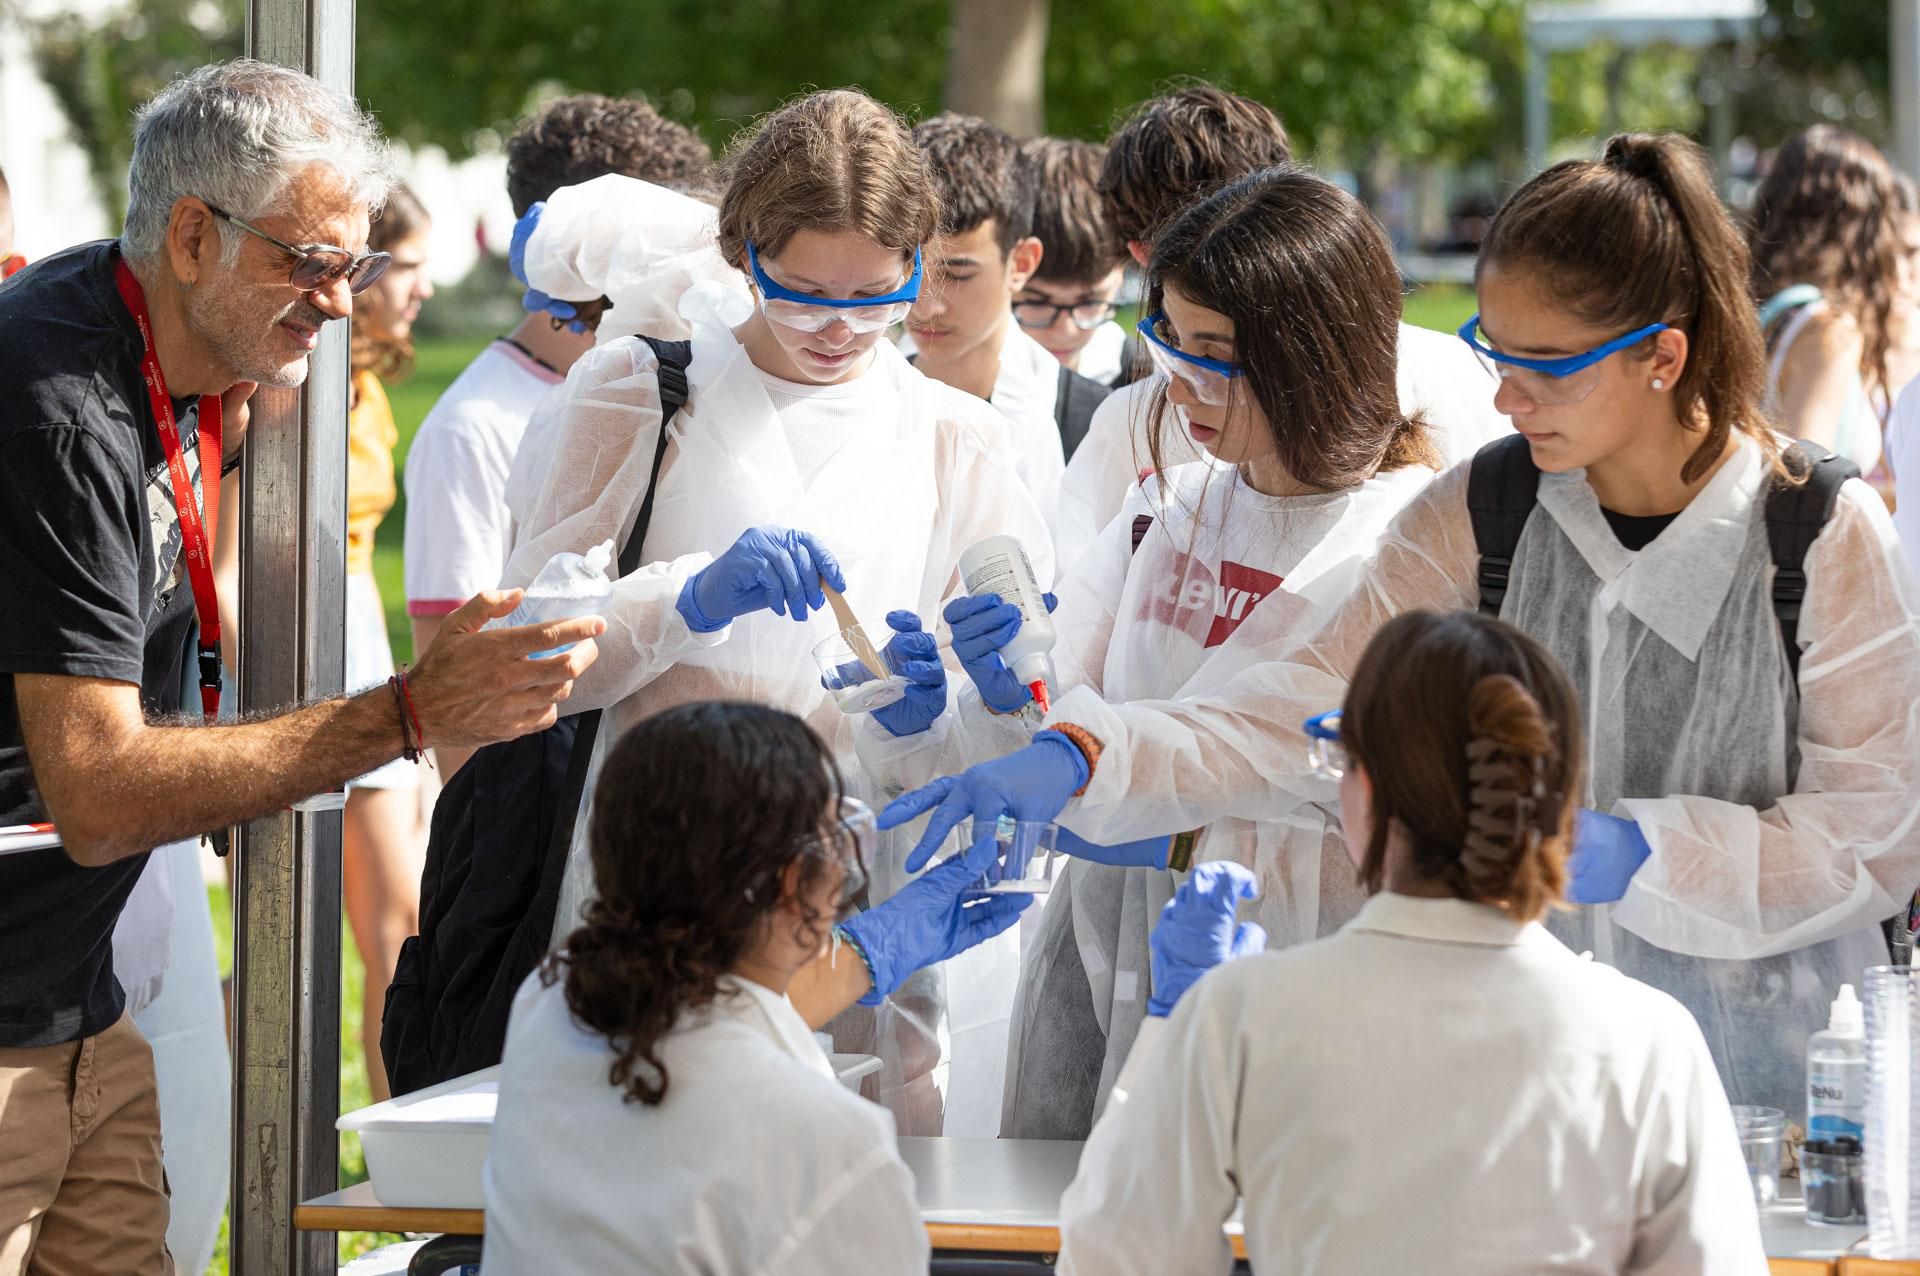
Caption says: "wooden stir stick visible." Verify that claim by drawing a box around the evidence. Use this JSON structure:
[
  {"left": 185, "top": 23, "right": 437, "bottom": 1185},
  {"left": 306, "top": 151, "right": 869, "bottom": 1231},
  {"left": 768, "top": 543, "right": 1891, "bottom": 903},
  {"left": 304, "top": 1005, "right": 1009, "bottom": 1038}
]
[{"left": 822, "top": 581, "right": 888, "bottom": 677}]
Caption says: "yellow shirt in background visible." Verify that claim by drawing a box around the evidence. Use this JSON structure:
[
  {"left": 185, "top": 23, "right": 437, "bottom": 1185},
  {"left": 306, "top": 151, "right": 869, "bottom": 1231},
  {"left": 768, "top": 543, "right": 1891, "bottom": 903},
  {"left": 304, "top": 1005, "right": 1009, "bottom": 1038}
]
[{"left": 347, "top": 369, "right": 398, "bottom": 578}]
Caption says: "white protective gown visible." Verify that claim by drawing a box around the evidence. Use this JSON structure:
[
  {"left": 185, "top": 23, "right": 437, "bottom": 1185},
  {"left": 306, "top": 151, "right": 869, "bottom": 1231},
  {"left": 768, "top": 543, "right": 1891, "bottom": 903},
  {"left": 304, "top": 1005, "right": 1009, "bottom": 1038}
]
[
  {"left": 485, "top": 972, "right": 928, "bottom": 1275},
  {"left": 984, "top": 325, "right": 1069, "bottom": 529},
  {"left": 1051, "top": 321, "right": 1511, "bottom": 573},
  {"left": 1056, "top": 893, "right": 1766, "bottom": 1276},
  {"left": 860, "top": 459, "right": 1435, "bottom": 1136},
  {"left": 1049, "top": 435, "right": 1920, "bottom": 1119},
  {"left": 503, "top": 300, "right": 1054, "bottom": 1134}
]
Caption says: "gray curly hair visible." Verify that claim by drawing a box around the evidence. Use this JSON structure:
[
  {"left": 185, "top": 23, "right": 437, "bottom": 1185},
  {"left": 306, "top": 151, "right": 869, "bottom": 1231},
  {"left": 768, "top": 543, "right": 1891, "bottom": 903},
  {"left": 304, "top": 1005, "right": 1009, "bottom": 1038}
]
[{"left": 122, "top": 58, "right": 396, "bottom": 264}]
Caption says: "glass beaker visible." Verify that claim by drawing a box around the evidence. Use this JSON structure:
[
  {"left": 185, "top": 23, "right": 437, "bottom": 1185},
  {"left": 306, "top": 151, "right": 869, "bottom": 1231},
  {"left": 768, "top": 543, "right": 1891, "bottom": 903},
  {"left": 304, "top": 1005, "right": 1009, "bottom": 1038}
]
[
  {"left": 1732, "top": 1105, "right": 1785, "bottom": 1208},
  {"left": 961, "top": 817, "right": 1060, "bottom": 894},
  {"left": 814, "top": 623, "right": 909, "bottom": 715}
]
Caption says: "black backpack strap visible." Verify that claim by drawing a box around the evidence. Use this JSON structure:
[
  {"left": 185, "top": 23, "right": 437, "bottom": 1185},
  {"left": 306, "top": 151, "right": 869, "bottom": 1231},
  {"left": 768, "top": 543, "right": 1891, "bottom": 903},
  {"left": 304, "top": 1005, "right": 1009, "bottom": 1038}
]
[
  {"left": 1053, "top": 365, "right": 1109, "bottom": 461},
  {"left": 1466, "top": 434, "right": 1542, "bottom": 617},
  {"left": 1766, "top": 441, "right": 1858, "bottom": 684},
  {"left": 535, "top": 334, "right": 696, "bottom": 917}
]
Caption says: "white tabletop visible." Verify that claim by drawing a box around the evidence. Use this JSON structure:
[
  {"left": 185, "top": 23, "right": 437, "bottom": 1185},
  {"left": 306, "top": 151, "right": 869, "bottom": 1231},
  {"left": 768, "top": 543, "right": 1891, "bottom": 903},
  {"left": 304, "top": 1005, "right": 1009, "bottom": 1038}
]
[{"left": 899, "top": 1136, "right": 1861, "bottom": 1260}]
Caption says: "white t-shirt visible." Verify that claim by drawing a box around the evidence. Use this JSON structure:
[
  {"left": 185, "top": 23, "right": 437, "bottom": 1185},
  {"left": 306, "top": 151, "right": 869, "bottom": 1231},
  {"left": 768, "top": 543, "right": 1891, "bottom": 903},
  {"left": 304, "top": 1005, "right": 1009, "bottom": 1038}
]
[
  {"left": 485, "top": 972, "right": 929, "bottom": 1274},
  {"left": 753, "top": 363, "right": 883, "bottom": 487},
  {"left": 1058, "top": 893, "right": 1765, "bottom": 1276},
  {"left": 402, "top": 340, "right": 564, "bottom": 617},
  {"left": 1075, "top": 319, "right": 1129, "bottom": 387},
  {"left": 989, "top": 326, "right": 1069, "bottom": 526}
]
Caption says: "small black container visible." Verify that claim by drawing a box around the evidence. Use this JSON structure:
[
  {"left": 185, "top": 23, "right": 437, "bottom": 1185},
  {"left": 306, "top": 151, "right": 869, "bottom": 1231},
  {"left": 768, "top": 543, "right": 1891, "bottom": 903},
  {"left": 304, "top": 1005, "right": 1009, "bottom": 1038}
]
[{"left": 1802, "top": 1136, "right": 1866, "bottom": 1225}]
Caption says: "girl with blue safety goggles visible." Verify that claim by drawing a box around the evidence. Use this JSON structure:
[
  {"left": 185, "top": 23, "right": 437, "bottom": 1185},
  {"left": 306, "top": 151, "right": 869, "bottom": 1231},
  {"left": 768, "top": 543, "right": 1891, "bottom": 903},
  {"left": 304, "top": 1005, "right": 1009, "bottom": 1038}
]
[
  {"left": 747, "top": 240, "right": 922, "bottom": 334},
  {"left": 1458, "top": 313, "right": 1669, "bottom": 406},
  {"left": 1136, "top": 310, "right": 1247, "bottom": 406}
]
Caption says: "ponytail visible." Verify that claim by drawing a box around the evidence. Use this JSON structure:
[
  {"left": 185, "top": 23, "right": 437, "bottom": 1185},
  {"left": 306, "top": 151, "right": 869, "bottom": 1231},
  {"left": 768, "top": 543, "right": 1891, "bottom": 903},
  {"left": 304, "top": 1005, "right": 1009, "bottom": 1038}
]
[
  {"left": 1481, "top": 133, "right": 1778, "bottom": 484},
  {"left": 1459, "top": 675, "right": 1566, "bottom": 923},
  {"left": 1344, "top": 611, "right": 1581, "bottom": 923}
]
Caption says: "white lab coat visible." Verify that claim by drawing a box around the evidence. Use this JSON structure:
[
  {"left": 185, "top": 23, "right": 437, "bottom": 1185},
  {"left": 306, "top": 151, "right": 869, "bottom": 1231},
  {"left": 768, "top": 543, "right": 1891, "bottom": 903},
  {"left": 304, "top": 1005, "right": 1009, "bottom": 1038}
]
[
  {"left": 986, "top": 325, "right": 1069, "bottom": 529},
  {"left": 505, "top": 302, "right": 1054, "bottom": 1133},
  {"left": 484, "top": 972, "right": 928, "bottom": 1275},
  {"left": 857, "top": 460, "right": 1435, "bottom": 1136},
  {"left": 1051, "top": 435, "right": 1920, "bottom": 1118},
  {"left": 1056, "top": 893, "right": 1766, "bottom": 1276},
  {"left": 1051, "top": 321, "right": 1511, "bottom": 573}
]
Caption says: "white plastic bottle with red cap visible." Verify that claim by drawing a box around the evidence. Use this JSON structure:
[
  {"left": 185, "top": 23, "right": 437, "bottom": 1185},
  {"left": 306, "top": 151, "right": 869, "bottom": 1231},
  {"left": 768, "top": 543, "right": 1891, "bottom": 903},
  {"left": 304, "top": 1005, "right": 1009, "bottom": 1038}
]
[{"left": 958, "top": 535, "right": 1057, "bottom": 714}]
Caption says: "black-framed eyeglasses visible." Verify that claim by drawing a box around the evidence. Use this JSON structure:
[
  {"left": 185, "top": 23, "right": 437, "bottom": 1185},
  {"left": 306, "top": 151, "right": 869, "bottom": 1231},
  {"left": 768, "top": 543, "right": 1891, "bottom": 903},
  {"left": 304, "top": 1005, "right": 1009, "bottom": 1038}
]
[
  {"left": 1012, "top": 298, "right": 1119, "bottom": 331},
  {"left": 206, "top": 202, "right": 392, "bottom": 295}
]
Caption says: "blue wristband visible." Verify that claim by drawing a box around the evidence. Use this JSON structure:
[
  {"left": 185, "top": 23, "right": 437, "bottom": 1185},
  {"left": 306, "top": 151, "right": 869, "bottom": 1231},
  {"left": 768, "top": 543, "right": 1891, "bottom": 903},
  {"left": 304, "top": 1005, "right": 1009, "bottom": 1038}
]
[{"left": 833, "top": 924, "right": 883, "bottom": 1006}]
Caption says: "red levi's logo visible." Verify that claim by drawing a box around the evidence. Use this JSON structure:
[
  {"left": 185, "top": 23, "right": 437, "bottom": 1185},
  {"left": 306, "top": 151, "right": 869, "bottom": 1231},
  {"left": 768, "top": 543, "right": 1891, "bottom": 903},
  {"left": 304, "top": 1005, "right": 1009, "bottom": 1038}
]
[
  {"left": 1207, "top": 560, "right": 1283, "bottom": 647},
  {"left": 1139, "top": 554, "right": 1284, "bottom": 649}
]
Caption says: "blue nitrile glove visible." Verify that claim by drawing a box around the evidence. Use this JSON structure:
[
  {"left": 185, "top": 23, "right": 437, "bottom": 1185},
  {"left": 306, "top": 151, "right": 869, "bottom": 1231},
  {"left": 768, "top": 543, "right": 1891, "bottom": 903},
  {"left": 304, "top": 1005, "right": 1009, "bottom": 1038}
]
[
  {"left": 508, "top": 201, "right": 543, "bottom": 284},
  {"left": 836, "top": 834, "right": 1033, "bottom": 1006},
  {"left": 871, "top": 611, "right": 946, "bottom": 737},
  {"left": 509, "top": 202, "right": 588, "bottom": 332},
  {"left": 879, "top": 731, "right": 1088, "bottom": 873},
  {"left": 1568, "top": 808, "right": 1653, "bottom": 905},
  {"left": 676, "top": 526, "right": 847, "bottom": 631},
  {"left": 942, "top": 591, "right": 1057, "bottom": 713},
  {"left": 1147, "top": 861, "right": 1266, "bottom": 1018},
  {"left": 1056, "top": 826, "right": 1170, "bottom": 870}
]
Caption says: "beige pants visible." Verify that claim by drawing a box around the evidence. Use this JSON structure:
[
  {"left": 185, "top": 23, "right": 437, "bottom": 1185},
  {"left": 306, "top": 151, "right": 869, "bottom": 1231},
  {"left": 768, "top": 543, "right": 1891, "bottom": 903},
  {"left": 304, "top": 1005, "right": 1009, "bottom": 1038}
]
[{"left": 0, "top": 1012, "right": 174, "bottom": 1275}]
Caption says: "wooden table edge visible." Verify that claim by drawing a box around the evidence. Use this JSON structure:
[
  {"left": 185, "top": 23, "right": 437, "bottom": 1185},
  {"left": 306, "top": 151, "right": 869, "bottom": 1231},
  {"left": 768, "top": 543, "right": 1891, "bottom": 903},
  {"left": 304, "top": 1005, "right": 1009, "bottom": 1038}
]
[{"left": 291, "top": 1205, "right": 1838, "bottom": 1273}]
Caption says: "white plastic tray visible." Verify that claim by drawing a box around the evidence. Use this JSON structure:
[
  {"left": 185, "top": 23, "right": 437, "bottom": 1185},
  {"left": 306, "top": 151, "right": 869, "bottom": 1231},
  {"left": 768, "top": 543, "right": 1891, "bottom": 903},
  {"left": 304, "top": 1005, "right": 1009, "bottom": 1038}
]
[{"left": 336, "top": 1067, "right": 498, "bottom": 1208}]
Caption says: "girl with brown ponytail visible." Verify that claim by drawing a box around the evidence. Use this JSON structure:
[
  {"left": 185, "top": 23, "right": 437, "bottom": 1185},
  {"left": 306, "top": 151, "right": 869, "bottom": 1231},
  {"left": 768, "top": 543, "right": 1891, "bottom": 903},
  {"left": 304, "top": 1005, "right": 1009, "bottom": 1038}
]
[
  {"left": 887, "top": 131, "right": 1920, "bottom": 1132},
  {"left": 1055, "top": 610, "right": 1764, "bottom": 1274}
]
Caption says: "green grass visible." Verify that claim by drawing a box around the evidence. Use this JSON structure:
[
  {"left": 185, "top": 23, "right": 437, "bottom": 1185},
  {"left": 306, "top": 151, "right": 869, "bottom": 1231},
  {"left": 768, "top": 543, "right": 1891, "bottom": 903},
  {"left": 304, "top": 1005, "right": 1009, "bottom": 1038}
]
[
  {"left": 1401, "top": 282, "right": 1476, "bottom": 337},
  {"left": 373, "top": 337, "right": 495, "bottom": 670}
]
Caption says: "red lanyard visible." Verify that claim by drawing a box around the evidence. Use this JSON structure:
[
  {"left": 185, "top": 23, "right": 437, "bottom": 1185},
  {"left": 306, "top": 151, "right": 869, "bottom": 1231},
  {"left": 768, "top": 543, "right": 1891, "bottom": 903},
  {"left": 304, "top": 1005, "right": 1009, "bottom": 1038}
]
[{"left": 113, "top": 258, "right": 224, "bottom": 723}]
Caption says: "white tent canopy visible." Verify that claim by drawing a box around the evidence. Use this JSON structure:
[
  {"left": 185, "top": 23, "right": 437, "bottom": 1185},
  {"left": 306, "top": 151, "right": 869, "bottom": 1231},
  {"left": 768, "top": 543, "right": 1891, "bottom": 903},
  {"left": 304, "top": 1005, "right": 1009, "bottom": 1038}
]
[{"left": 1523, "top": 0, "right": 1764, "bottom": 175}]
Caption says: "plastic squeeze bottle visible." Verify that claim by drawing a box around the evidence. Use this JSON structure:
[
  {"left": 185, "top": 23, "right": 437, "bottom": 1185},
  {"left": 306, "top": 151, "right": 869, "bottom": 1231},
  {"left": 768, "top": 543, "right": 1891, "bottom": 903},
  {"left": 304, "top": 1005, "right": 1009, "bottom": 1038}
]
[
  {"left": 958, "top": 535, "right": 1057, "bottom": 713},
  {"left": 486, "top": 539, "right": 615, "bottom": 659},
  {"left": 1808, "top": 983, "right": 1868, "bottom": 1143}
]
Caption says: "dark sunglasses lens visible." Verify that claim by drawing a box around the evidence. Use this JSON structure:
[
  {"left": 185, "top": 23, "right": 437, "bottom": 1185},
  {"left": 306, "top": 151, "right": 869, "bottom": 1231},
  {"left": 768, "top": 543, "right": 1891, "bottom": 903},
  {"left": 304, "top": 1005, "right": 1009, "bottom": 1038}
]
[
  {"left": 289, "top": 251, "right": 349, "bottom": 292},
  {"left": 348, "top": 253, "right": 393, "bottom": 295}
]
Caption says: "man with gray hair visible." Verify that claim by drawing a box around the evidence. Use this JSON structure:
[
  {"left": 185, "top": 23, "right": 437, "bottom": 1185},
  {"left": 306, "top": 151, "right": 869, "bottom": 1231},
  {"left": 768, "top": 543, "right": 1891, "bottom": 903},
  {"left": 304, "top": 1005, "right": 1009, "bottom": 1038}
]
[{"left": 0, "top": 60, "right": 602, "bottom": 1273}]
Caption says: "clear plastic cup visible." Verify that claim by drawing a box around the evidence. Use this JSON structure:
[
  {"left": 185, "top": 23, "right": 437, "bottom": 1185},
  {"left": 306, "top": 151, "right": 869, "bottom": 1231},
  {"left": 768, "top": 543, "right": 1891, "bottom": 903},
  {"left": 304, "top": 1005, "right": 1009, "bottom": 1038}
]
[
  {"left": 1733, "top": 1105, "right": 1785, "bottom": 1208},
  {"left": 814, "top": 623, "right": 908, "bottom": 715},
  {"left": 1866, "top": 965, "right": 1920, "bottom": 1257},
  {"left": 962, "top": 817, "right": 1060, "bottom": 894}
]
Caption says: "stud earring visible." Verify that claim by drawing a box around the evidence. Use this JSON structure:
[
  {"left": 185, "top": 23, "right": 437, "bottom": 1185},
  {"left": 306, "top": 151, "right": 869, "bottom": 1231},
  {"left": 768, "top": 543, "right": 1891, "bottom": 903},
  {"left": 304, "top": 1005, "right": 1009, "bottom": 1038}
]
[{"left": 1650, "top": 378, "right": 1665, "bottom": 391}]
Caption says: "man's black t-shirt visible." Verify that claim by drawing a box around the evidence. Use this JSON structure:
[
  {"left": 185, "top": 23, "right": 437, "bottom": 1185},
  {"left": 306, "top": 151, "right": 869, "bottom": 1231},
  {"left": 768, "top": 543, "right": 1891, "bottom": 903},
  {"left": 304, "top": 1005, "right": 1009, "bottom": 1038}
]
[{"left": 0, "top": 241, "right": 208, "bottom": 1047}]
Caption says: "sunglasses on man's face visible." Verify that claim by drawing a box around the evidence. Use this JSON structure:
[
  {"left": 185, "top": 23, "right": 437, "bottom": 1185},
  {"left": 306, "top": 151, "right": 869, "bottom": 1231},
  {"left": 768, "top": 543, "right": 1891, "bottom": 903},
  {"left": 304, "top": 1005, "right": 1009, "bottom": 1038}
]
[{"left": 206, "top": 203, "right": 391, "bottom": 295}]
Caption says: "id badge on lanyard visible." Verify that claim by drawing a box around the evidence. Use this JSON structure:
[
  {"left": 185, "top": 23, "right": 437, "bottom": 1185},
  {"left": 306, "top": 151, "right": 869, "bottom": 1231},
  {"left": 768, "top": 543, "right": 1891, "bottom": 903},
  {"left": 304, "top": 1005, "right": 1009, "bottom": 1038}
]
[{"left": 113, "top": 258, "right": 230, "bottom": 852}]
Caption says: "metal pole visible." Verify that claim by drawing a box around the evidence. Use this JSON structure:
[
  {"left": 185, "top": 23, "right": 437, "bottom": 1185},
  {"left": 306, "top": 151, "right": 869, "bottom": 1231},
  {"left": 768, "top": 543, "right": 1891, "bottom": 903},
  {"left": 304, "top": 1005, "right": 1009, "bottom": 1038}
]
[
  {"left": 1895, "top": 0, "right": 1920, "bottom": 180},
  {"left": 234, "top": 0, "right": 354, "bottom": 1269},
  {"left": 1525, "top": 28, "right": 1551, "bottom": 173}
]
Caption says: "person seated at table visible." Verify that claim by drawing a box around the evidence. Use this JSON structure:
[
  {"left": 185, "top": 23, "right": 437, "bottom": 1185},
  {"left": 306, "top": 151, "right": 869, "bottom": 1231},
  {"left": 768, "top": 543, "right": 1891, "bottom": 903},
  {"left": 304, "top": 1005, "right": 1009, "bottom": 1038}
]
[
  {"left": 1054, "top": 610, "right": 1765, "bottom": 1275},
  {"left": 482, "top": 701, "right": 1030, "bottom": 1274}
]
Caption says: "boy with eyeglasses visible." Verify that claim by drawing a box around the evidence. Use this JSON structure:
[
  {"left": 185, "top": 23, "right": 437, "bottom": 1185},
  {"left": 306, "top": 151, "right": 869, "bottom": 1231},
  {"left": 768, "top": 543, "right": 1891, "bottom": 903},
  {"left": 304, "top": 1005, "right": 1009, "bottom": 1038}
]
[{"left": 1015, "top": 137, "right": 1137, "bottom": 392}]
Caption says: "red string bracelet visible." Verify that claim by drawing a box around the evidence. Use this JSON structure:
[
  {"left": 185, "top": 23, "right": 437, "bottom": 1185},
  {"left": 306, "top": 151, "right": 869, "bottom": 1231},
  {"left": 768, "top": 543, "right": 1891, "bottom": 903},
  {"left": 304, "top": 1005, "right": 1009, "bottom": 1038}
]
[
  {"left": 387, "top": 674, "right": 420, "bottom": 763},
  {"left": 397, "top": 668, "right": 427, "bottom": 753}
]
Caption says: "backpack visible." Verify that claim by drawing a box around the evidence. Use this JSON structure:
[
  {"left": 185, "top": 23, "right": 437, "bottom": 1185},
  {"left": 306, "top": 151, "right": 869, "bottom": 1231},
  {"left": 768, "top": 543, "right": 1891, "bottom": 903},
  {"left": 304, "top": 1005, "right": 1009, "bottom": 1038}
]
[
  {"left": 380, "top": 335, "right": 692, "bottom": 1096},
  {"left": 1053, "top": 363, "right": 1112, "bottom": 461},
  {"left": 1467, "top": 433, "right": 1856, "bottom": 683}
]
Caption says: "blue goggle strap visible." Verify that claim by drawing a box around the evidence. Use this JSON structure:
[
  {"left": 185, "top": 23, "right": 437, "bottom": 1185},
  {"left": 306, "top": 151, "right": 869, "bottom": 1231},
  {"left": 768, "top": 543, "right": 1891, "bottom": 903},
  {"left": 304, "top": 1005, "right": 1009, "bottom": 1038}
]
[
  {"left": 746, "top": 241, "right": 923, "bottom": 308},
  {"left": 1456, "top": 314, "right": 1669, "bottom": 378},
  {"left": 1136, "top": 312, "right": 1247, "bottom": 379}
]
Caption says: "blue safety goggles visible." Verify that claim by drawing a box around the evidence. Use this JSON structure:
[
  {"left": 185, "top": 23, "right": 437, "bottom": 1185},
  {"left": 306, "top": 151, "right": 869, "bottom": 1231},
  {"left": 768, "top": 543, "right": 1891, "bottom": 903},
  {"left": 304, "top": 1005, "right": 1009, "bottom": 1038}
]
[
  {"left": 1136, "top": 311, "right": 1247, "bottom": 406},
  {"left": 746, "top": 241, "right": 922, "bottom": 333},
  {"left": 1457, "top": 313, "right": 1669, "bottom": 405}
]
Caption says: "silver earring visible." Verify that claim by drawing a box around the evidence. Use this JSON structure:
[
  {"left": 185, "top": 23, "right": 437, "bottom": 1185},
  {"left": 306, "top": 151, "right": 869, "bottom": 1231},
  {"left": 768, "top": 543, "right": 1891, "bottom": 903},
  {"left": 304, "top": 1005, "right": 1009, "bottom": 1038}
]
[{"left": 1651, "top": 378, "right": 1665, "bottom": 391}]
